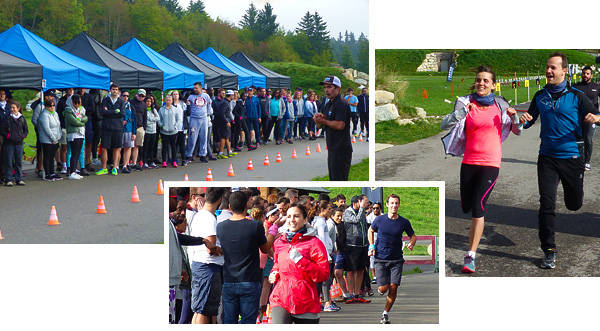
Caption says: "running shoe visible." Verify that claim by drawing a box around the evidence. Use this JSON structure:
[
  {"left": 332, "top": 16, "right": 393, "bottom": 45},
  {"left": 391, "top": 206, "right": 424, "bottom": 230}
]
[
  {"left": 323, "top": 303, "right": 341, "bottom": 312},
  {"left": 371, "top": 278, "right": 377, "bottom": 284},
  {"left": 51, "top": 174, "right": 63, "bottom": 181},
  {"left": 541, "top": 250, "right": 556, "bottom": 269},
  {"left": 80, "top": 169, "right": 90, "bottom": 176},
  {"left": 462, "top": 255, "right": 476, "bottom": 273},
  {"left": 354, "top": 295, "right": 371, "bottom": 303},
  {"left": 172, "top": 161, "right": 178, "bottom": 168},
  {"left": 122, "top": 166, "right": 131, "bottom": 174},
  {"left": 344, "top": 296, "right": 355, "bottom": 304},
  {"left": 162, "top": 161, "right": 167, "bottom": 168},
  {"left": 199, "top": 156, "right": 208, "bottom": 163},
  {"left": 60, "top": 167, "right": 67, "bottom": 174},
  {"left": 92, "top": 158, "right": 102, "bottom": 166},
  {"left": 111, "top": 168, "right": 118, "bottom": 176},
  {"left": 17, "top": 180, "right": 25, "bottom": 186},
  {"left": 5, "top": 181, "right": 13, "bottom": 187},
  {"left": 208, "top": 155, "right": 217, "bottom": 161},
  {"left": 585, "top": 163, "right": 591, "bottom": 171},
  {"left": 134, "top": 164, "right": 143, "bottom": 171},
  {"left": 149, "top": 162, "right": 159, "bottom": 169},
  {"left": 228, "top": 151, "right": 237, "bottom": 156},
  {"left": 96, "top": 168, "right": 108, "bottom": 175},
  {"left": 44, "top": 175, "right": 55, "bottom": 181},
  {"left": 366, "top": 289, "right": 374, "bottom": 297},
  {"left": 69, "top": 173, "right": 82, "bottom": 180},
  {"left": 381, "top": 314, "right": 390, "bottom": 324},
  {"left": 217, "top": 154, "right": 228, "bottom": 159}
]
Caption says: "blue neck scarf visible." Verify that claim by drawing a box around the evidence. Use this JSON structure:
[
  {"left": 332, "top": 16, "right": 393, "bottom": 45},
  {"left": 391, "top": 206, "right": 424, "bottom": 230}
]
[
  {"left": 471, "top": 92, "right": 495, "bottom": 106},
  {"left": 546, "top": 79, "right": 567, "bottom": 94},
  {"left": 286, "top": 225, "right": 307, "bottom": 242}
]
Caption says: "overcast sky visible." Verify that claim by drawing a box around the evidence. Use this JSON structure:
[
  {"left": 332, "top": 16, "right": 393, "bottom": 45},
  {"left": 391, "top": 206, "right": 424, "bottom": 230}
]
[{"left": 177, "top": 0, "right": 368, "bottom": 39}]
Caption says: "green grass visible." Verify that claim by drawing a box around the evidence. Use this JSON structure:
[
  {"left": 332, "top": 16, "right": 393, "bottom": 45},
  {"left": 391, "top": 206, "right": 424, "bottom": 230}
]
[
  {"left": 262, "top": 62, "right": 362, "bottom": 94},
  {"left": 311, "top": 157, "right": 369, "bottom": 181},
  {"left": 375, "top": 118, "right": 443, "bottom": 145}
]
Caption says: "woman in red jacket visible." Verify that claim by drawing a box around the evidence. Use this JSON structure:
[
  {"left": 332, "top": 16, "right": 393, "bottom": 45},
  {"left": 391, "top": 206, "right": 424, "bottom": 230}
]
[{"left": 268, "top": 204, "right": 330, "bottom": 324}]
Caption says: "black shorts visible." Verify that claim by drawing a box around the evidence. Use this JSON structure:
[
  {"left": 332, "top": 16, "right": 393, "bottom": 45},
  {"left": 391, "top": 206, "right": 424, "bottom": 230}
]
[
  {"left": 215, "top": 124, "right": 230, "bottom": 141},
  {"left": 374, "top": 259, "right": 404, "bottom": 287},
  {"left": 101, "top": 130, "right": 123, "bottom": 149},
  {"left": 345, "top": 246, "right": 368, "bottom": 271},
  {"left": 460, "top": 163, "right": 499, "bottom": 218}
]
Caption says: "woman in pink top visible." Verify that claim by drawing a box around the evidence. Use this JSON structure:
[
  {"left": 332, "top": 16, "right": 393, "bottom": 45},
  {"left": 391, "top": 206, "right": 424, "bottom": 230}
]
[{"left": 441, "top": 66, "right": 522, "bottom": 273}]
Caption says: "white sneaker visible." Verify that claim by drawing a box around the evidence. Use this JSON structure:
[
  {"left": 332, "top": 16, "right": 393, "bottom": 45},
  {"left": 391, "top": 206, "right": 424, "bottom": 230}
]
[
  {"left": 92, "top": 158, "right": 102, "bottom": 166},
  {"left": 61, "top": 168, "right": 67, "bottom": 174},
  {"left": 69, "top": 172, "right": 82, "bottom": 180}
]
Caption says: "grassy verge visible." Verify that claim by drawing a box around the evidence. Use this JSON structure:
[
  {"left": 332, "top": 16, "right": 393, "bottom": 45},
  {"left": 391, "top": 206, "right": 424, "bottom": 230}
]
[
  {"left": 311, "top": 157, "right": 369, "bottom": 181},
  {"left": 375, "top": 118, "right": 443, "bottom": 145}
]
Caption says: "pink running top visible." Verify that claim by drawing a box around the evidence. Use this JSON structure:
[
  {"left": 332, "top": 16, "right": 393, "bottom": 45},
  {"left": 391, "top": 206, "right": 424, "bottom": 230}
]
[{"left": 462, "top": 102, "right": 502, "bottom": 168}]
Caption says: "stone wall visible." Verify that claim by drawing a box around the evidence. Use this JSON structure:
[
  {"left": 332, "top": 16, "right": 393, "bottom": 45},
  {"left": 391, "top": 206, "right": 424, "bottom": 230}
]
[
  {"left": 342, "top": 68, "right": 369, "bottom": 87},
  {"left": 416, "top": 52, "right": 454, "bottom": 72}
]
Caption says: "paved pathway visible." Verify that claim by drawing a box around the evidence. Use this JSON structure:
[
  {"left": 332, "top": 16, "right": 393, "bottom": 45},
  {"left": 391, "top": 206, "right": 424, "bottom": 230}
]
[
  {"left": 376, "top": 106, "right": 600, "bottom": 277},
  {"left": 320, "top": 272, "right": 439, "bottom": 324}
]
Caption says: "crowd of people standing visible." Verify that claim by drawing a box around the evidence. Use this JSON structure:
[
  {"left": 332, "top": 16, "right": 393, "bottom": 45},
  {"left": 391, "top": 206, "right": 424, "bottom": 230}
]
[
  {"left": 0, "top": 79, "right": 369, "bottom": 185},
  {"left": 168, "top": 188, "right": 415, "bottom": 324}
]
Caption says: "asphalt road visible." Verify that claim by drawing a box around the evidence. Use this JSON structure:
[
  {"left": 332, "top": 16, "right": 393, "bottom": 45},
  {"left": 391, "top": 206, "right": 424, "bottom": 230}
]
[
  {"left": 320, "top": 271, "right": 439, "bottom": 324},
  {"left": 0, "top": 136, "right": 369, "bottom": 244},
  {"left": 376, "top": 108, "right": 600, "bottom": 277}
]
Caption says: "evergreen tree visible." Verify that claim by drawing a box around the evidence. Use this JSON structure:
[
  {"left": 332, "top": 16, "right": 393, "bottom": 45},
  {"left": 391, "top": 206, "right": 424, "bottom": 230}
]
[
  {"left": 158, "top": 0, "right": 183, "bottom": 18},
  {"left": 357, "top": 37, "right": 369, "bottom": 73},
  {"left": 296, "top": 11, "right": 314, "bottom": 36},
  {"left": 340, "top": 44, "right": 354, "bottom": 68},
  {"left": 239, "top": 2, "right": 258, "bottom": 31},
  {"left": 255, "top": 3, "right": 278, "bottom": 42},
  {"left": 187, "top": 0, "right": 205, "bottom": 14},
  {"left": 311, "top": 11, "right": 330, "bottom": 53}
]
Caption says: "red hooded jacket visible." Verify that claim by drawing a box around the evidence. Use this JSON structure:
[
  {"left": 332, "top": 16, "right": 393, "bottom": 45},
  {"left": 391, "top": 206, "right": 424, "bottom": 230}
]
[{"left": 269, "top": 227, "right": 330, "bottom": 315}]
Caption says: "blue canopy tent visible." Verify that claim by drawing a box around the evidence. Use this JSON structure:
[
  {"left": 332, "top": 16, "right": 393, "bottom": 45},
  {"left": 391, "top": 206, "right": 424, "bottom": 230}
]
[
  {"left": 116, "top": 38, "right": 204, "bottom": 90},
  {"left": 0, "top": 24, "right": 110, "bottom": 91},
  {"left": 198, "top": 47, "right": 266, "bottom": 89}
]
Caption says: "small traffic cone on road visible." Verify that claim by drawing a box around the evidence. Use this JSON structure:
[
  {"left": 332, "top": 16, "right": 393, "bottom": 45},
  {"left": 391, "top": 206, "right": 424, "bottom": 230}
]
[
  {"left": 292, "top": 149, "right": 298, "bottom": 159},
  {"left": 96, "top": 196, "right": 107, "bottom": 214},
  {"left": 352, "top": 135, "right": 356, "bottom": 143},
  {"left": 305, "top": 146, "right": 311, "bottom": 156},
  {"left": 48, "top": 206, "right": 60, "bottom": 225},
  {"left": 247, "top": 158, "right": 254, "bottom": 170},
  {"left": 267, "top": 304, "right": 272, "bottom": 324},
  {"left": 264, "top": 155, "right": 270, "bottom": 166},
  {"left": 276, "top": 152, "right": 282, "bottom": 163},
  {"left": 316, "top": 143, "right": 322, "bottom": 152},
  {"left": 131, "top": 186, "right": 141, "bottom": 202},
  {"left": 156, "top": 179, "right": 164, "bottom": 195},
  {"left": 184, "top": 174, "right": 189, "bottom": 181},
  {"left": 206, "top": 168, "right": 213, "bottom": 181},
  {"left": 227, "top": 164, "right": 235, "bottom": 177},
  {"left": 359, "top": 133, "right": 363, "bottom": 142}
]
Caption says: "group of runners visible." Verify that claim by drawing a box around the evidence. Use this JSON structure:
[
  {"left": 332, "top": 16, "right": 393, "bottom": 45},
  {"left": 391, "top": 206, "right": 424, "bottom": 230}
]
[
  {"left": 442, "top": 51, "right": 600, "bottom": 272},
  {"left": 168, "top": 187, "right": 416, "bottom": 324}
]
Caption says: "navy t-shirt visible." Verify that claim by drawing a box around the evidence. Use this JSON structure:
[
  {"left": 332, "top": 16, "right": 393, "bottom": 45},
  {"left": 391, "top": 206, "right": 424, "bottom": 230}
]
[
  {"left": 217, "top": 218, "right": 267, "bottom": 283},
  {"left": 370, "top": 214, "right": 415, "bottom": 260}
]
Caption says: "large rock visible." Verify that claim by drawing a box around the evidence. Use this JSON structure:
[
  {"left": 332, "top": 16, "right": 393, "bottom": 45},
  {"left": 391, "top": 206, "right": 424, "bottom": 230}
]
[
  {"left": 354, "top": 78, "right": 368, "bottom": 85},
  {"left": 416, "top": 107, "right": 427, "bottom": 119},
  {"left": 358, "top": 72, "right": 369, "bottom": 80},
  {"left": 375, "top": 104, "right": 399, "bottom": 122},
  {"left": 375, "top": 90, "right": 395, "bottom": 105},
  {"left": 342, "top": 70, "right": 353, "bottom": 81}
]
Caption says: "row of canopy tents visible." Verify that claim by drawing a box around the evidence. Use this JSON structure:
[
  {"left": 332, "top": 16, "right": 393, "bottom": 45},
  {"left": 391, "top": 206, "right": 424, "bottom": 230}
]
[{"left": 0, "top": 24, "right": 291, "bottom": 92}]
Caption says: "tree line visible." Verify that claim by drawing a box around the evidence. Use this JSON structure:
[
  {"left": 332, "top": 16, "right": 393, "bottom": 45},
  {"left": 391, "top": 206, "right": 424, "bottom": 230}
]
[{"left": 0, "top": 0, "right": 369, "bottom": 73}]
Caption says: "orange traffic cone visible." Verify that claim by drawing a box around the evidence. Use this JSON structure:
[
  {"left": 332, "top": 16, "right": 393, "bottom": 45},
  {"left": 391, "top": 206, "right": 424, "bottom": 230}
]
[
  {"left": 352, "top": 135, "right": 356, "bottom": 143},
  {"left": 206, "top": 168, "right": 213, "bottom": 181},
  {"left": 267, "top": 304, "right": 272, "bottom": 324},
  {"left": 359, "top": 133, "right": 363, "bottom": 142},
  {"left": 316, "top": 143, "right": 322, "bottom": 152},
  {"left": 305, "top": 146, "right": 311, "bottom": 156},
  {"left": 262, "top": 310, "right": 268, "bottom": 323},
  {"left": 276, "top": 152, "right": 282, "bottom": 163},
  {"left": 292, "top": 149, "right": 298, "bottom": 159},
  {"left": 48, "top": 206, "right": 60, "bottom": 225},
  {"left": 156, "top": 179, "right": 164, "bottom": 195},
  {"left": 131, "top": 186, "right": 141, "bottom": 202},
  {"left": 96, "top": 196, "right": 107, "bottom": 214},
  {"left": 247, "top": 158, "right": 254, "bottom": 170},
  {"left": 184, "top": 174, "right": 189, "bottom": 181},
  {"left": 264, "top": 155, "right": 270, "bottom": 166},
  {"left": 228, "top": 164, "right": 235, "bottom": 177}
]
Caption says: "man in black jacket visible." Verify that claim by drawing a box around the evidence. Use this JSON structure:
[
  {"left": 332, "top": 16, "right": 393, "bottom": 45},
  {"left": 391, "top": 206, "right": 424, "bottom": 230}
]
[
  {"left": 357, "top": 87, "right": 369, "bottom": 141},
  {"left": 573, "top": 66, "right": 600, "bottom": 171},
  {"left": 96, "top": 83, "right": 125, "bottom": 176},
  {"left": 314, "top": 76, "right": 353, "bottom": 181},
  {"left": 130, "top": 89, "right": 148, "bottom": 171}
]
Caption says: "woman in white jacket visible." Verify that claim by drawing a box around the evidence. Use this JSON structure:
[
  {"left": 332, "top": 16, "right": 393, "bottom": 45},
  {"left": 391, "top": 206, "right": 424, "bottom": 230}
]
[{"left": 158, "top": 95, "right": 181, "bottom": 168}]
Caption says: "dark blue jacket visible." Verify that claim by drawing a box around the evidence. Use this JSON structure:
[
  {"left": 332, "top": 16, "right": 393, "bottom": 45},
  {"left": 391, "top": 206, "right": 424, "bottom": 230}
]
[
  {"left": 245, "top": 95, "right": 261, "bottom": 119},
  {"left": 525, "top": 83, "right": 598, "bottom": 158},
  {"left": 100, "top": 95, "right": 125, "bottom": 132}
]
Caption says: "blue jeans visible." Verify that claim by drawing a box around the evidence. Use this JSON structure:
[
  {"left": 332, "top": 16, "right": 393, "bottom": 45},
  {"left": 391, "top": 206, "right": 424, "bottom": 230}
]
[
  {"left": 3, "top": 141, "right": 23, "bottom": 182},
  {"left": 222, "top": 281, "right": 261, "bottom": 324}
]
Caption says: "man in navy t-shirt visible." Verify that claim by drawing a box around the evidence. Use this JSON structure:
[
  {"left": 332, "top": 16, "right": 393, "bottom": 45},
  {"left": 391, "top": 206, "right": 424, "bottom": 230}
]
[{"left": 368, "top": 193, "right": 416, "bottom": 324}]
